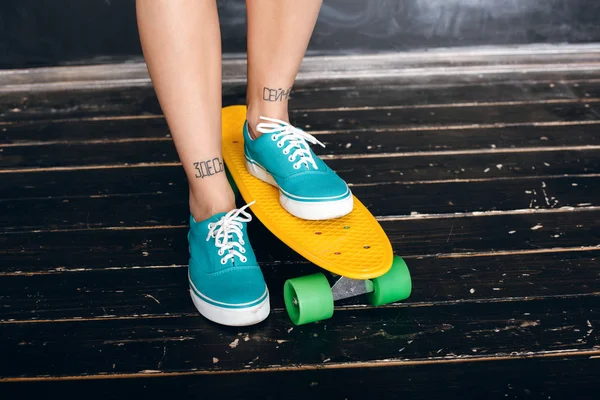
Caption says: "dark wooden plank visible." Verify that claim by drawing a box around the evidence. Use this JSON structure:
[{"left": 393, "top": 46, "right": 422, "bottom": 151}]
[
  {"left": 3, "top": 124, "right": 600, "bottom": 176},
  {"left": 7, "top": 111, "right": 600, "bottom": 154},
  {"left": 3, "top": 117, "right": 600, "bottom": 156},
  {"left": 2, "top": 165, "right": 189, "bottom": 200},
  {"left": 2, "top": 100, "right": 599, "bottom": 146},
  {"left": 1, "top": 295, "right": 598, "bottom": 378},
  {"left": 0, "top": 87, "right": 163, "bottom": 122},
  {"left": 318, "top": 123, "right": 600, "bottom": 155},
  {"left": 292, "top": 80, "right": 600, "bottom": 110},
  {"left": 2, "top": 354, "right": 599, "bottom": 400},
  {"left": 2, "top": 209, "right": 599, "bottom": 274},
  {"left": 3, "top": 148, "right": 600, "bottom": 200},
  {"left": 4, "top": 176, "right": 599, "bottom": 231},
  {"left": 2, "top": 77, "right": 600, "bottom": 123},
  {"left": 16, "top": 98, "right": 595, "bottom": 134},
  {"left": 290, "top": 103, "right": 600, "bottom": 132},
  {"left": 1, "top": 250, "right": 598, "bottom": 322},
  {"left": 1, "top": 118, "right": 172, "bottom": 144}
]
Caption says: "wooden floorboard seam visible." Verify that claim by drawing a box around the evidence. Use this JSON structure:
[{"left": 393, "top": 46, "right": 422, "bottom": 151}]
[
  {"left": 3, "top": 142, "right": 600, "bottom": 160},
  {"left": 1, "top": 349, "right": 599, "bottom": 383},
  {"left": 3, "top": 291, "right": 600, "bottom": 325},
  {"left": 4, "top": 205, "right": 600, "bottom": 235},
  {"left": 3, "top": 149, "right": 600, "bottom": 174},
  {"left": 4, "top": 115, "right": 600, "bottom": 131},
  {"left": 1, "top": 244, "right": 598, "bottom": 277},
  {"left": 293, "top": 97, "right": 600, "bottom": 113}
]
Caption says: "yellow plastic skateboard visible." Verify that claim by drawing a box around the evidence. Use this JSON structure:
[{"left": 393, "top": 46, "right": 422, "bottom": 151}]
[{"left": 222, "top": 105, "right": 412, "bottom": 325}]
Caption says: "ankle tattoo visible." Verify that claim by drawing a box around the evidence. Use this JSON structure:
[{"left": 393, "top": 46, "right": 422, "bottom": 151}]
[
  {"left": 193, "top": 157, "right": 224, "bottom": 179},
  {"left": 263, "top": 86, "right": 292, "bottom": 102}
]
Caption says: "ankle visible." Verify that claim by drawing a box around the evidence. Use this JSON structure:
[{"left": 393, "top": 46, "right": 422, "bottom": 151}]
[
  {"left": 189, "top": 186, "right": 236, "bottom": 222},
  {"left": 246, "top": 104, "right": 289, "bottom": 139}
]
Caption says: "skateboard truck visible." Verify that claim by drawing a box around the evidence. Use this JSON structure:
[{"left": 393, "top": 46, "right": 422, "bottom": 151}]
[
  {"left": 331, "top": 276, "right": 374, "bottom": 301},
  {"left": 291, "top": 277, "right": 372, "bottom": 304},
  {"left": 283, "top": 256, "right": 412, "bottom": 325}
]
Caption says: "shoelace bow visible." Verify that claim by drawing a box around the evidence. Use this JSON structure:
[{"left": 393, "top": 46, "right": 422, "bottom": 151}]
[
  {"left": 256, "top": 116, "right": 325, "bottom": 170},
  {"left": 206, "top": 202, "right": 255, "bottom": 265}
]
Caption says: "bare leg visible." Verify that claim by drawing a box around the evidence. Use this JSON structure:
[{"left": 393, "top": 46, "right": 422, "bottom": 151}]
[
  {"left": 245, "top": 0, "right": 323, "bottom": 137},
  {"left": 136, "top": 0, "right": 234, "bottom": 221}
]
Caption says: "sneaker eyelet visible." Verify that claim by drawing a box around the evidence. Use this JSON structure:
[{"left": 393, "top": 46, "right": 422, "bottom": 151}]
[
  {"left": 242, "top": 257, "right": 247, "bottom": 262},
  {"left": 241, "top": 248, "right": 246, "bottom": 253},
  {"left": 240, "top": 239, "right": 245, "bottom": 245},
  {"left": 271, "top": 134, "right": 277, "bottom": 140},
  {"left": 288, "top": 156, "right": 294, "bottom": 162},
  {"left": 218, "top": 250, "right": 224, "bottom": 256},
  {"left": 220, "top": 259, "right": 226, "bottom": 265},
  {"left": 277, "top": 142, "right": 284, "bottom": 148},
  {"left": 293, "top": 165, "right": 300, "bottom": 170}
]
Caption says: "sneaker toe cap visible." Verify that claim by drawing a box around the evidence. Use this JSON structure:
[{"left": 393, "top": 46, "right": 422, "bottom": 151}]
[
  {"left": 191, "top": 266, "right": 268, "bottom": 307},
  {"left": 282, "top": 172, "right": 350, "bottom": 201}
]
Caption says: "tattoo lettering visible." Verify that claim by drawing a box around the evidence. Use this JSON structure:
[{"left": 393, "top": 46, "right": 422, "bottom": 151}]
[
  {"left": 263, "top": 86, "right": 292, "bottom": 102},
  {"left": 193, "top": 157, "right": 224, "bottom": 179}
]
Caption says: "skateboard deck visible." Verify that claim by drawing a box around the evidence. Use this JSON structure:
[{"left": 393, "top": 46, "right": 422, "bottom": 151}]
[{"left": 222, "top": 105, "right": 394, "bottom": 280}]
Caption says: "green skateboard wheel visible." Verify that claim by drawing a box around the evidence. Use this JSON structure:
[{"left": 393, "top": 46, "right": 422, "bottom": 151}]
[
  {"left": 284, "top": 273, "right": 334, "bottom": 325},
  {"left": 367, "top": 256, "right": 412, "bottom": 306}
]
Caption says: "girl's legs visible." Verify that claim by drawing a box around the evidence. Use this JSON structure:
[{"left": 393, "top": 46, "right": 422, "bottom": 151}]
[
  {"left": 245, "top": 0, "right": 323, "bottom": 137},
  {"left": 243, "top": 0, "right": 353, "bottom": 220},
  {"left": 136, "top": 1, "right": 269, "bottom": 326},
  {"left": 136, "top": 0, "right": 233, "bottom": 222}
]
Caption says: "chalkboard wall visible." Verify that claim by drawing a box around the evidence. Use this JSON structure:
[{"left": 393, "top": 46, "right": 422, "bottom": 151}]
[{"left": 1, "top": 0, "right": 600, "bottom": 69}]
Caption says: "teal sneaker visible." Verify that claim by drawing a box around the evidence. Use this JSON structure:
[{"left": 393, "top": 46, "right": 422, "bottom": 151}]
[
  {"left": 188, "top": 203, "right": 269, "bottom": 326},
  {"left": 244, "top": 116, "right": 353, "bottom": 220}
]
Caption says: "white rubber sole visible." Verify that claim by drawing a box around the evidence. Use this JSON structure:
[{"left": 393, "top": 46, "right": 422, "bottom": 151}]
[
  {"left": 245, "top": 159, "right": 354, "bottom": 220},
  {"left": 190, "top": 288, "right": 270, "bottom": 327}
]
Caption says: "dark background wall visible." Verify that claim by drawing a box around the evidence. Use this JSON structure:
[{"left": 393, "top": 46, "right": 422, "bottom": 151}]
[{"left": 1, "top": 0, "right": 600, "bottom": 69}]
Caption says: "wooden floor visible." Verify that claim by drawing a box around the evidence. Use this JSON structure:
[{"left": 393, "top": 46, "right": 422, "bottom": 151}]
[{"left": 2, "top": 51, "right": 600, "bottom": 399}]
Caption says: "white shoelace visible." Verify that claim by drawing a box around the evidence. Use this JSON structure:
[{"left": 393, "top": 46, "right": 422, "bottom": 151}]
[
  {"left": 206, "top": 202, "right": 255, "bottom": 265},
  {"left": 256, "top": 116, "right": 325, "bottom": 170}
]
